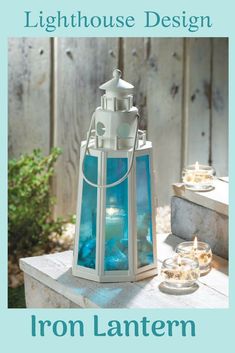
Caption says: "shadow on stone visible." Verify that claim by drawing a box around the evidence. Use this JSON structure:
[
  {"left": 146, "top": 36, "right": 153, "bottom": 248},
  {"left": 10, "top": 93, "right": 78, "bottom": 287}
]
[{"left": 162, "top": 233, "right": 181, "bottom": 251}]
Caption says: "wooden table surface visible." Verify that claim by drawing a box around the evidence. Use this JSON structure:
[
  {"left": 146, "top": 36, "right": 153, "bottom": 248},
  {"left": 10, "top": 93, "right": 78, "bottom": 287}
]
[{"left": 20, "top": 233, "right": 229, "bottom": 309}]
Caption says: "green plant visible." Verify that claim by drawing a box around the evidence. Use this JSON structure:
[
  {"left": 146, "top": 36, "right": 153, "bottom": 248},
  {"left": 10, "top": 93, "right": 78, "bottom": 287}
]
[{"left": 8, "top": 148, "right": 68, "bottom": 259}]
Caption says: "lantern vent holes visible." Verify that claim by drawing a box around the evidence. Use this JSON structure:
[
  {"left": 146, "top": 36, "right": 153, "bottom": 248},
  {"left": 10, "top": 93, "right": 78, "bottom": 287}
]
[{"left": 96, "top": 122, "right": 106, "bottom": 136}]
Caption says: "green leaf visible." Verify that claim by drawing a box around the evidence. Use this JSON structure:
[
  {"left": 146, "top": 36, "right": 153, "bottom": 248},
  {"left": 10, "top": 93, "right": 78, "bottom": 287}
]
[{"left": 8, "top": 148, "right": 67, "bottom": 259}]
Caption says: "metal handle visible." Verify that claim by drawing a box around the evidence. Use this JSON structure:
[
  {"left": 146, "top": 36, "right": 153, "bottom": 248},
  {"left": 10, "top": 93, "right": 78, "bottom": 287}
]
[{"left": 81, "top": 113, "right": 139, "bottom": 188}]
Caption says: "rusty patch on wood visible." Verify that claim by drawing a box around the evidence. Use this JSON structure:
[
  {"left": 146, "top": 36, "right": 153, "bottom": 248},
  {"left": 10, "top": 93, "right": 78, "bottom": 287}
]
[
  {"left": 191, "top": 93, "right": 196, "bottom": 102},
  {"left": 148, "top": 55, "right": 158, "bottom": 71},
  {"left": 145, "top": 38, "right": 151, "bottom": 61},
  {"left": 66, "top": 49, "right": 73, "bottom": 60},
  {"left": 15, "top": 82, "right": 23, "bottom": 102},
  {"left": 203, "top": 80, "right": 212, "bottom": 108},
  {"left": 191, "top": 89, "right": 200, "bottom": 102},
  {"left": 37, "top": 72, "right": 46, "bottom": 86},
  {"left": 172, "top": 52, "right": 181, "bottom": 61},
  {"left": 109, "top": 49, "right": 116, "bottom": 58},
  {"left": 139, "top": 117, "right": 147, "bottom": 131},
  {"left": 212, "top": 88, "right": 224, "bottom": 112},
  {"left": 136, "top": 91, "right": 147, "bottom": 130},
  {"left": 170, "top": 83, "right": 179, "bottom": 98}
]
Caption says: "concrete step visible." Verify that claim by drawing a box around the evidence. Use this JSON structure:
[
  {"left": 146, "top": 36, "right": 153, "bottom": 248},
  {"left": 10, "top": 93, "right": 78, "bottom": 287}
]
[{"left": 171, "top": 179, "right": 228, "bottom": 259}]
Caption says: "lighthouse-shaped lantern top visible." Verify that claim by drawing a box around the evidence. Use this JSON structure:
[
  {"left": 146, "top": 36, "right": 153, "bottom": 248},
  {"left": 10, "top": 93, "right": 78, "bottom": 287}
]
[
  {"left": 95, "top": 69, "right": 138, "bottom": 151},
  {"left": 72, "top": 69, "right": 157, "bottom": 282}
]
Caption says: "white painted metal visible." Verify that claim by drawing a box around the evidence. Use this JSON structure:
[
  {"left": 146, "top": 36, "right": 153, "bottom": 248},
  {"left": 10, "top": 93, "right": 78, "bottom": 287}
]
[
  {"left": 95, "top": 69, "right": 137, "bottom": 150},
  {"left": 72, "top": 70, "right": 157, "bottom": 282},
  {"left": 72, "top": 144, "right": 158, "bottom": 282}
]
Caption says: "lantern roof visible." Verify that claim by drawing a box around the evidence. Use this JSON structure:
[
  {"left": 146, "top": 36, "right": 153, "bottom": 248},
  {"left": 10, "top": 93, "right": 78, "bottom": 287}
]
[{"left": 99, "top": 69, "right": 134, "bottom": 94}]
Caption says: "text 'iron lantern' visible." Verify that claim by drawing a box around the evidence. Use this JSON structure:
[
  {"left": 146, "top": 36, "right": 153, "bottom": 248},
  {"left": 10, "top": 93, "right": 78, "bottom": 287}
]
[{"left": 72, "top": 69, "right": 157, "bottom": 282}]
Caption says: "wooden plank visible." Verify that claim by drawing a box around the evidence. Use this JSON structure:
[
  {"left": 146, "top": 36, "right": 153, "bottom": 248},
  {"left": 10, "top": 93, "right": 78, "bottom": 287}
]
[
  {"left": 184, "top": 38, "right": 211, "bottom": 166},
  {"left": 211, "top": 38, "right": 228, "bottom": 177},
  {"left": 20, "top": 240, "right": 228, "bottom": 308},
  {"left": 8, "top": 37, "right": 229, "bottom": 219},
  {"left": 172, "top": 179, "right": 228, "bottom": 216},
  {"left": 53, "top": 38, "right": 119, "bottom": 217},
  {"left": 146, "top": 38, "right": 184, "bottom": 206},
  {"left": 8, "top": 38, "right": 50, "bottom": 158},
  {"left": 123, "top": 38, "right": 149, "bottom": 130}
]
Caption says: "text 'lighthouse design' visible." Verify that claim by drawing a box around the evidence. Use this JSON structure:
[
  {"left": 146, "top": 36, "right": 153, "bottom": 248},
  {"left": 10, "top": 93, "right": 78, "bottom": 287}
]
[{"left": 72, "top": 69, "right": 157, "bottom": 282}]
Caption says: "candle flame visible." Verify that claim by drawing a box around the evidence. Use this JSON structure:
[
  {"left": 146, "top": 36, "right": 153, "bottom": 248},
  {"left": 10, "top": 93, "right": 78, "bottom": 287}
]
[
  {"left": 195, "top": 161, "right": 199, "bottom": 171},
  {"left": 193, "top": 236, "right": 198, "bottom": 250},
  {"left": 106, "top": 207, "right": 118, "bottom": 217}
]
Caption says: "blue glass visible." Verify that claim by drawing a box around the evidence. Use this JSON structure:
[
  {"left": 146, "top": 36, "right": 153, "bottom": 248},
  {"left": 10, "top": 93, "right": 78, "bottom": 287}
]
[
  {"left": 136, "top": 155, "right": 154, "bottom": 268},
  {"left": 104, "top": 158, "right": 128, "bottom": 271},
  {"left": 77, "top": 155, "right": 98, "bottom": 269}
]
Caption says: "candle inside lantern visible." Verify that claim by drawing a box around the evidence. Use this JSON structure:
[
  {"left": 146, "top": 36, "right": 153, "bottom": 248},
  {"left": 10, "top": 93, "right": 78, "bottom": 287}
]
[
  {"left": 160, "top": 255, "right": 200, "bottom": 289},
  {"left": 175, "top": 236, "right": 212, "bottom": 275},
  {"left": 104, "top": 206, "right": 128, "bottom": 271},
  {"left": 105, "top": 207, "right": 125, "bottom": 240},
  {"left": 182, "top": 161, "right": 215, "bottom": 191}
]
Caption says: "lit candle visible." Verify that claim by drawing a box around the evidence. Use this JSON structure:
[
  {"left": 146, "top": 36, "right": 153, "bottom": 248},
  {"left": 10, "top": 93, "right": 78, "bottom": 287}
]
[
  {"left": 104, "top": 207, "right": 128, "bottom": 271},
  {"left": 105, "top": 207, "right": 125, "bottom": 240},
  {"left": 182, "top": 161, "right": 215, "bottom": 191},
  {"left": 160, "top": 255, "right": 200, "bottom": 289},
  {"left": 175, "top": 236, "right": 212, "bottom": 275}
]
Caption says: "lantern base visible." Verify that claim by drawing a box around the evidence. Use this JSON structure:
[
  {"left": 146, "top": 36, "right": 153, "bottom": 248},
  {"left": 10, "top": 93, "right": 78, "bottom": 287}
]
[{"left": 72, "top": 266, "right": 158, "bottom": 283}]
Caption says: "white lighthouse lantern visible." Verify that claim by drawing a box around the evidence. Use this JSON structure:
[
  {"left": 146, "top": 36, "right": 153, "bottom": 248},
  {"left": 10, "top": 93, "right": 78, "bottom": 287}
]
[{"left": 72, "top": 69, "right": 157, "bottom": 282}]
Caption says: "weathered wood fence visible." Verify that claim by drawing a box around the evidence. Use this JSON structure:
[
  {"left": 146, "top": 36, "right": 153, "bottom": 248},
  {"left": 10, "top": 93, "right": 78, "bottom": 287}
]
[{"left": 8, "top": 38, "right": 228, "bottom": 216}]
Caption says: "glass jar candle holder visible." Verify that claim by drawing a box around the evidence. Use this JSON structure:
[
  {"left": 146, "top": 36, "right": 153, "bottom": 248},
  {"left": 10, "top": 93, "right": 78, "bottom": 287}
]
[
  {"left": 175, "top": 239, "right": 212, "bottom": 275},
  {"left": 160, "top": 256, "right": 200, "bottom": 290},
  {"left": 182, "top": 161, "right": 216, "bottom": 191}
]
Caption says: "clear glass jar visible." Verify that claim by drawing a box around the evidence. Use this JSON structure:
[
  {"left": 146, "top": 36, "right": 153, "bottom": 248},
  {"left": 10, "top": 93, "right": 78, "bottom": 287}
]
[
  {"left": 161, "top": 256, "right": 200, "bottom": 289},
  {"left": 182, "top": 163, "right": 216, "bottom": 191},
  {"left": 175, "top": 241, "right": 212, "bottom": 275}
]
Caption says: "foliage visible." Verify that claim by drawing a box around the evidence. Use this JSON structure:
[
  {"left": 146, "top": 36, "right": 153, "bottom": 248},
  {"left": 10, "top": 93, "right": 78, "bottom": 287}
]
[
  {"left": 8, "top": 148, "right": 68, "bottom": 259},
  {"left": 8, "top": 285, "right": 26, "bottom": 308}
]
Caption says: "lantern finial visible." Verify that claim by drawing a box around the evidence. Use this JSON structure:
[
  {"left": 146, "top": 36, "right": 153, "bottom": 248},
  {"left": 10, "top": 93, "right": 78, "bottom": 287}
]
[
  {"left": 113, "top": 68, "right": 122, "bottom": 79},
  {"left": 99, "top": 69, "right": 134, "bottom": 93}
]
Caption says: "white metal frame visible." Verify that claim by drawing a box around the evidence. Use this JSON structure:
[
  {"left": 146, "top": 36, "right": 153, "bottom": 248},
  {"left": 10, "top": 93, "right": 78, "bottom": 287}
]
[{"left": 72, "top": 141, "right": 158, "bottom": 282}]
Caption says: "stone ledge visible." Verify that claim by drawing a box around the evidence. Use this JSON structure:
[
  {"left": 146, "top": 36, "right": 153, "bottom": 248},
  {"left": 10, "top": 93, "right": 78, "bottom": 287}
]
[
  {"left": 19, "top": 234, "right": 228, "bottom": 309},
  {"left": 171, "top": 196, "right": 228, "bottom": 259},
  {"left": 172, "top": 179, "right": 228, "bottom": 216}
]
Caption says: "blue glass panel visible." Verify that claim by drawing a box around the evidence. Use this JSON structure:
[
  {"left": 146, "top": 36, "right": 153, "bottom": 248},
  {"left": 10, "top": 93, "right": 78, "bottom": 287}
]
[
  {"left": 104, "top": 158, "right": 128, "bottom": 271},
  {"left": 136, "top": 155, "right": 154, "bottom": 268},
  {"left": 77, "top": 155, "right": 98, "bottom": 269}
]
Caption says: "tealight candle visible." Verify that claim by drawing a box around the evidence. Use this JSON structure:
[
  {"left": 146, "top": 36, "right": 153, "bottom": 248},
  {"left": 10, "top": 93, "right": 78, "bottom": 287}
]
[
  {"left": 160, "top": 255, "right": 200, "bottom": 289},
  {"left": 182, "top": 161, "right": 215, "bottom": 191},
  {"left": 175, "top": 237, "right": 212, "bottom": 275},
  {"left": 105, "top": 207, "right": 125, "bottom": 240}
]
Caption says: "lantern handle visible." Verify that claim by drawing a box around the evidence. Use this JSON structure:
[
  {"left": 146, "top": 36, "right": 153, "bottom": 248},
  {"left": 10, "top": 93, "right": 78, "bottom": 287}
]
[{"left": 81, "top": 112, "right": 139, "bottom": 188}]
